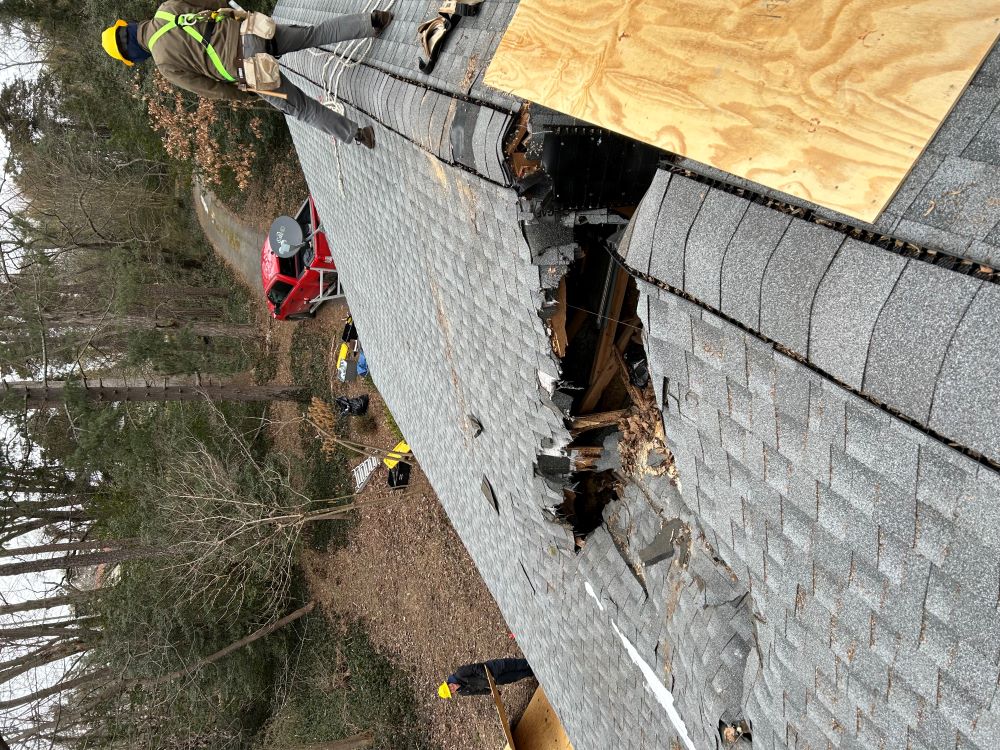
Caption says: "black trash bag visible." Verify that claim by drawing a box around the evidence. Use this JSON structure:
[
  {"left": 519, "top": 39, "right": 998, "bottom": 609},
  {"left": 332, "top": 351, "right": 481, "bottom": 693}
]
[
  {"left": 335, "top": 395, "right": 370, "bottom": 416},
  {"left": 341, "top": 317, "right": 358, "bottom": 342},
  {"left": 622, "top": 342, "right": 650, "bottom": 388},
  {"left": 387, "top": 462, "right": 411, "bottom": 489}
]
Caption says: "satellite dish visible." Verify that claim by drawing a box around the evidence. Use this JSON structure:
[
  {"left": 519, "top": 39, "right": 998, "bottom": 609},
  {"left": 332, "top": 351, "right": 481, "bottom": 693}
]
[{"left": 268, "top": 215, "right": 304, "bottom": 258}]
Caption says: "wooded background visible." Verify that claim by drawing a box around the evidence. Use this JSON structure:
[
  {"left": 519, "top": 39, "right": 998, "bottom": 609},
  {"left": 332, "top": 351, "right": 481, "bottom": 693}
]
[{"left": 0, "top": 0, "right": 431, "bottom": 747}]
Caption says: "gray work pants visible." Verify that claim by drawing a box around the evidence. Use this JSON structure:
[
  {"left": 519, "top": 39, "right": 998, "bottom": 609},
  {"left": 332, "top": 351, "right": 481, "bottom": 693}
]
[{"left": 248, "top": 13, "right": 376, "bottom": 142}]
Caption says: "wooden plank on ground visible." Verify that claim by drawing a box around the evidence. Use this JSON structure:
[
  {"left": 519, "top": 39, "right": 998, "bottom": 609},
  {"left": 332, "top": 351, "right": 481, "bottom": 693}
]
[
  {"left": 484, "top": 0, "right": 1000, "bottom": 223},
  {"left": 505, "top": 687, "right": 574, "bottom": 750},
  {"left": 487, "top": 668, "right": 517, "bottom": 750}
]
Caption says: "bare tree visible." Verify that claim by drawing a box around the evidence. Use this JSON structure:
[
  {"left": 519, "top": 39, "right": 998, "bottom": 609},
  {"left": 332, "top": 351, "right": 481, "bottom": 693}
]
[{"left": 156, "top": 413, "right": 353, "bottom": 618}]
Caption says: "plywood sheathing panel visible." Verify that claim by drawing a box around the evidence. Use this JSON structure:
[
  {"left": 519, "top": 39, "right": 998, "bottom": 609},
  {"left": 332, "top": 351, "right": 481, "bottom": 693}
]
[
  {"left": 484, "top": 0, "right": 1000, "bottom": 223},
  {"left": 508, "top": 687, "right": 575, "bottom": 750}
]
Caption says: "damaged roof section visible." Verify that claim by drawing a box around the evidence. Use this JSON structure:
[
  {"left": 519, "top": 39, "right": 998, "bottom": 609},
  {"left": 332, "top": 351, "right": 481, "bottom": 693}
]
[
  {"left": 631, "top": 278, "right": 1000, "bottom": 750},
  {"left": 590, "top": 479, "right": 758, "bottom": 750},
  {"left": 283, "top": 76, "right": 685, "bottom": 746},
  {"left": 622, "top": 167, "right": 1000, "bottom": 463}
]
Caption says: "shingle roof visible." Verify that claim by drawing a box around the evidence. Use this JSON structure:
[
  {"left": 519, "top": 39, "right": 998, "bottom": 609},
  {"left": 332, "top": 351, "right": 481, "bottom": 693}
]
[
  {"left": 622, "top": 168, "right": 1000, "bottom": 462},
  {"left": 635, "top": 281, "right": 1000, "bottom": 750},
  {"left": 275, "top": 40, "right": 691, "bottom": 746},
  {"left": 271, "top": 4, "right": 1000, "bottom": 748}
]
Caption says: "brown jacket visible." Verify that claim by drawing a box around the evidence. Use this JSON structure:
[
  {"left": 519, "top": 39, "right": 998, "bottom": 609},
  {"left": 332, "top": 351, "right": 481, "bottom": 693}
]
[{"left": 137, "top": 0, "right": 254, "bottom": 101}]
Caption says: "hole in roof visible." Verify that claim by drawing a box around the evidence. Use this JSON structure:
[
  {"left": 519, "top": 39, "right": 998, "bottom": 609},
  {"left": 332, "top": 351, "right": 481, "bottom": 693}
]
[{"left": 538, "top": 221, "right": 678, "bottom": 549}]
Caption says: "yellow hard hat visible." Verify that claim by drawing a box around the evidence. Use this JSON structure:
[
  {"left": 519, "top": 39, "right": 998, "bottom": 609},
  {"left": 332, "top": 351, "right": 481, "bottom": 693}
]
[
  {"left": 102, "top": 20, "right": 133, "bottom": 66},
  {"left": 437, "top": 682, "right": 452, "bottom": 700}
]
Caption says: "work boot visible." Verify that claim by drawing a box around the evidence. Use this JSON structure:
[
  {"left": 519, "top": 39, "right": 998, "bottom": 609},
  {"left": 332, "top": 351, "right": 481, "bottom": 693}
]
[
  {"left": 371, "top": 10, "right": 393, "bottom": 34},
  {"left": 354, "top": 126, "right": 375, "bottom": 149}
]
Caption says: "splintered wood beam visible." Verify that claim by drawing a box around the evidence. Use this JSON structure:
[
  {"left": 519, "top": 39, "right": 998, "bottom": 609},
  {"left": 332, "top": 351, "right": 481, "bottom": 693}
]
[
  {"left": 550, "top": 278, "right": 569, "bottom": 357},
  {"left": 612, "top": 346, "right": 645, "bottom": 406},
  {"left": 570, "top": 408, "right": 630, "bottom": 435},
  {"left": 578, "top": 267, "right": 630, "bottom": 414},
  {"left": 565, "top": 308, "right": 589, "bottom": 344},
  {"left": 570, "top": 446, "right": 603, "bottom": 471},
  {"left": 579, "top": 324, "right": 635, "bottom": 415}
]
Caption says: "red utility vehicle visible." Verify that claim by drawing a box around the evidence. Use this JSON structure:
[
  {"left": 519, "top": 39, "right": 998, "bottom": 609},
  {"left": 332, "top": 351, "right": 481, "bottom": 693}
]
[{"left": 261, "top": 197, "right": 343, "bottom": 321}]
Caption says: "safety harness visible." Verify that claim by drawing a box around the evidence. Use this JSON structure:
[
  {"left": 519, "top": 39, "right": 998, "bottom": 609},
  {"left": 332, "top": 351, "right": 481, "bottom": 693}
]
[{"left": 148, "top": 10, "right": 235, "bottom": 82}]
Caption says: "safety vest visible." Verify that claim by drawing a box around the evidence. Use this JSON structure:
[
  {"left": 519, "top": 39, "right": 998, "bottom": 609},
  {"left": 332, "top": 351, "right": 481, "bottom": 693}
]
[{"left": 147, "top": 10, "right": 236, "bottom": 82}]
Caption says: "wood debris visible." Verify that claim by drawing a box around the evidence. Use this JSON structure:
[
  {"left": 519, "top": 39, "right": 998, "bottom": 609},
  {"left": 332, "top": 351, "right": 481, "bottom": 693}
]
[{"left": 618, "top": 382, "right": 676, "bottom": 482}]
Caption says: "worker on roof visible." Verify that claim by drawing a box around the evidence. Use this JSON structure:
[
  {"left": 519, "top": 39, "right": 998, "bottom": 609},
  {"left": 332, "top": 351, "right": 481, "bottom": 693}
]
[
  {"left": 437, "top": 658, "right": 534, "bottom": 699},
  {"left": 101, "top": 3, "right": 392, "bottom": 149}
]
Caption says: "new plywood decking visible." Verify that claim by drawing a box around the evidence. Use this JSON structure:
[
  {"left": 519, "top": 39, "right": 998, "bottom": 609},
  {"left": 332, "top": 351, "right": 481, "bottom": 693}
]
[{"left": 484, "top": 0, "right": 999, "bottom": 222}]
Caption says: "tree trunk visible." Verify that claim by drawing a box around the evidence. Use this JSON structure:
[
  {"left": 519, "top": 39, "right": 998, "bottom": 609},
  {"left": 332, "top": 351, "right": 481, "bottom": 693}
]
[
  {"left": 0, "top": 539, "right": 109, "bottom": 558},
  {"left": 0, "top": 667, "right": 112, "bottom": 711},
  {"left": 0, "top": 590, "right": 87, "bottom": 616},
  {"left": 0, "top": 518, "right": 49, "bottom": 545},
  {"left": 129, "top": 602, "right": 315, "bottom": 691},
  {"left": 0, "top": 638, "right": 91, "bottom": 684},
  {"left": 280, "top": 734, "right": 374, "bottom": 750},
  {"left": 0, "top": 545, "right": 167, "bottom": 578},
  {"left": 0, "top": 622, "right": 99, "bottom": 640},
  {"left": 2, "top": 379, "right": 307, "bottom": 406}
]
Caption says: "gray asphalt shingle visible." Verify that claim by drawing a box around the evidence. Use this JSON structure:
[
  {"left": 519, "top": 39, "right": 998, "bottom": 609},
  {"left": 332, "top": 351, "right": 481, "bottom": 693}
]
[
  {"left": 862, "top": 262, "right": 981, "bottom": 422},
  {"left": 758, "top": 221, "right": 844, "bottom": 353},
  {"left": 808, "top": 239, "right": 908, "bottom": 388},
  {"left": 928, "top": 283, "right": 1000, "bottom": 461},
  {"left": 904, "top": 156, "right": 1000, "bottom": 243},
  {"left": 720, "top": 201, "right": 792, "bottom": 328},
  {"left": 622, "top": 170, "right": 670, "bottom": 275},
  {"left": 683, "top": 187, "right": 747, "bottom": 308},
  {"left": 637, "top": 273, "right": 1000, "bottom": 750},
  {"left": 647, "top": 173, "right": 707, "bottom": 290}
]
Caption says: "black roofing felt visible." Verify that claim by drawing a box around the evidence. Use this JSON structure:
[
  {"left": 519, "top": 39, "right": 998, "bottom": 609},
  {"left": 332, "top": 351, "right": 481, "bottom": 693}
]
[{"left": 271, "top": 4, "right": 1000, "bottom": 748}]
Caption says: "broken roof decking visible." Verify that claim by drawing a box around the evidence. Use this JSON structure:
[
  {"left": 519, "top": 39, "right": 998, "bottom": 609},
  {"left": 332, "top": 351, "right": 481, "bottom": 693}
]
[
  {"left": 274, "top": 71, "right": 693, "bottom": 747},
  {"left": 624, "top": 168, "right": 1000, "bottom": 462}
]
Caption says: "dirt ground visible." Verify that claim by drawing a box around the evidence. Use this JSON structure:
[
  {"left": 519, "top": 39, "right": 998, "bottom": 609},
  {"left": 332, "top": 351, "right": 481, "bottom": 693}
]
[
  {"left": 245, "top": 269, "right": 535, "bottom": 749},
  {"left": 302, "top": 471, "right": 536, "bottom": 750}
]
